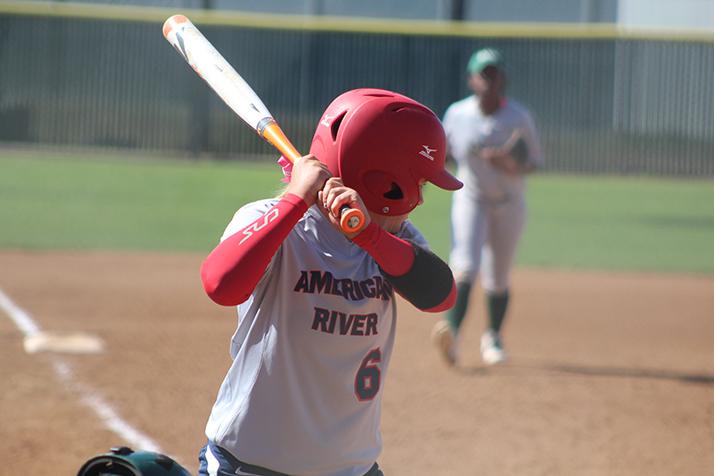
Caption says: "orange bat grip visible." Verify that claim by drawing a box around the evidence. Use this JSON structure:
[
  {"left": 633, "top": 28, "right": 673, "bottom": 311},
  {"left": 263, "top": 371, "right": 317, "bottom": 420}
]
[
  {"left": 262, "top": 122, "right": 302, "bottom": 164},
  {"left": 261, "top": 123, "right": 365, "bottom": 234}
]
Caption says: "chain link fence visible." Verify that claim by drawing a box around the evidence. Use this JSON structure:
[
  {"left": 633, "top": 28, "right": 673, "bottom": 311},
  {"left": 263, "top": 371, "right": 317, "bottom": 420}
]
[{"left": 1, "top": 6, "right": 712, "bottom": 175}]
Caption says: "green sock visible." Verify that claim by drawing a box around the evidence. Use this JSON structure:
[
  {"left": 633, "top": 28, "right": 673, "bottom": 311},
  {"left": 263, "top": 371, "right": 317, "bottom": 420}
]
[
  {"left": 446, "top": 281, "right": 472, "bottom": 334},
  {"left": 487, "top": 290, "right": 510, "bottom": 333}
]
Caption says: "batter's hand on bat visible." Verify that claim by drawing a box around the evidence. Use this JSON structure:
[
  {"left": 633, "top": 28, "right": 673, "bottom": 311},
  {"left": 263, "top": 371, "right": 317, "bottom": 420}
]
[
  {"left": 285, "top": 155, "right": 332, "bottom": 207},
  {"left": 319, "top": 178, "right": 371, "bottom": 239}
]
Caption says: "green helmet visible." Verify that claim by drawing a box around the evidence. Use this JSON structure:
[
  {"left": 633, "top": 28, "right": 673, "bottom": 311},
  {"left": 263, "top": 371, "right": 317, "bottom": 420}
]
[{"left": 77, "top": 447, "right": 192, "bottom": 476}]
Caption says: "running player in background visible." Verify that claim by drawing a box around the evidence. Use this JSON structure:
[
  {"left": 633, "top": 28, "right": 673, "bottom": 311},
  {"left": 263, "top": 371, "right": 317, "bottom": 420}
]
[
  {"left": 198, "top": 89, "right": 462, "bottom": 476},
  {"left": 432, "top": 48, "right": 544, "bottom": 367}
]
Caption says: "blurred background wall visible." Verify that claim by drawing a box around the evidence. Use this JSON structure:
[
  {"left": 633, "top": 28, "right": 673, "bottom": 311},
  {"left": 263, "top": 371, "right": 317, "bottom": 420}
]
[
  {"left": 17, "top": 0, "right": 714, "bottom": 24},
  {"left": 1, "top": 0, "right": 712, "bottom": 175}
]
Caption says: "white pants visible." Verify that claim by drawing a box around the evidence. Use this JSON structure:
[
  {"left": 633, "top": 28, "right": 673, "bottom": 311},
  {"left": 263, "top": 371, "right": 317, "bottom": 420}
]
[{"left": 449, "top": 191, "right": 526, "bottom": 294}]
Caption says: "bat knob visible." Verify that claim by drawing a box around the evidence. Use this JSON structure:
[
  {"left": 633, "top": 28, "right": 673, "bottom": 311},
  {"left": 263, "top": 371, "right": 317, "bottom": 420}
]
[
  {"left": 340, "top": 207, "right": 365, "bottom": 234},
  {"left": 163, "top": 14, "right": 189, "bottom": 39}
]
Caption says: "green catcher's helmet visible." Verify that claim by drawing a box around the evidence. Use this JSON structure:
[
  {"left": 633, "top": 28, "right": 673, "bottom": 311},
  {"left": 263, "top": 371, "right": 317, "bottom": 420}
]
[{"left": 77, "top": 447, "right": 192, "bottom": 476}]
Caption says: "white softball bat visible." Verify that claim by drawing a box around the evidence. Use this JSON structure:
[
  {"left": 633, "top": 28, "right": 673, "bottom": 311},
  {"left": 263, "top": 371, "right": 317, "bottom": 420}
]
[{"left": 162, "top": 14, "right": 365, "bottom": 232}]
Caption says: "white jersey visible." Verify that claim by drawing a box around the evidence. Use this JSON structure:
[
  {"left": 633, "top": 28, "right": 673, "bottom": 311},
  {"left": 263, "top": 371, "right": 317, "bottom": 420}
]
[
  {"left": 442, "top": 95, "right": 543, "bottom": 202},
  {"left": 205, "top": 199, "right": 428, "bottom": 476}
]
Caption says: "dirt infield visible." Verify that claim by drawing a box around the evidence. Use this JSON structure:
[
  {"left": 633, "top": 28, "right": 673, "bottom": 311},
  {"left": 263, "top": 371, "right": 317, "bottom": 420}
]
[{"left": 1, "top": 250, "right": 713, "bottom": 475}]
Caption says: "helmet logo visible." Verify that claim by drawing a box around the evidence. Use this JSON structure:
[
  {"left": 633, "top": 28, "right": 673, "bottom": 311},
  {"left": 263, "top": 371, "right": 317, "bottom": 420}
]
[
  {"left": 320, "top": 114, "right": 335, "bottom": 127},
  {"left": 419, "top": 145, "right": 436, "bottom": 161}
]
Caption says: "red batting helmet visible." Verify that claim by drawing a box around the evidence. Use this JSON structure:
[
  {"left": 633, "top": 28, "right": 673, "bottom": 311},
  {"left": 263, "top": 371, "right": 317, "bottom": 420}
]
[{"left": 309, "top": 88, "right": 462, "bottom": 216}]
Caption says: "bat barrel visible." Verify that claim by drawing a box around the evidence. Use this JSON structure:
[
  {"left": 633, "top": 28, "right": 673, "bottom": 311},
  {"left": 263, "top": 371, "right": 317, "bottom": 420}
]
[
  {"left": 162, "top": 14, "right": 189, "bottom": 39},
  {"left": 162, "top": 14, "right": 365, "bottom": 234}
]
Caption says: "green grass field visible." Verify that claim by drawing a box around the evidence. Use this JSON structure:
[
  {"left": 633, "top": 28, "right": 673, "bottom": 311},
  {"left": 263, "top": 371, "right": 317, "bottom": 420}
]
[{"left": 2, "top": 151, "right": 713, "bottom": 274}]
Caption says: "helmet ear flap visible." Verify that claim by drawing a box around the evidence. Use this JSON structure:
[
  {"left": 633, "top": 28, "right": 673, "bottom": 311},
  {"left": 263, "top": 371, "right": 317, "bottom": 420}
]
[
  {"left": 383, "top": 182, "right": 404, "bottom": 200},
  {"left": 330, "top": 111, "right": 347, "bottom": 142},
  {"left": 362, "top": 170, "right": 405, "bottom": 214}
]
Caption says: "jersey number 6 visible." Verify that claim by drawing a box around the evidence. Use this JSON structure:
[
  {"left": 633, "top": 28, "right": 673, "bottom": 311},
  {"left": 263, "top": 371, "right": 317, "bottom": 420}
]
[{"left": 355, "top": 348, "right": 382, "bottom": 401}]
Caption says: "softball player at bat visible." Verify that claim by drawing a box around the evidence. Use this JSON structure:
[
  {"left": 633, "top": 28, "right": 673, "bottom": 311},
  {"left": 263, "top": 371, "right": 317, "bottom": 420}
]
[
  {"left": 198, "top": 89, "right": 462, "bottom": 476},
  {"left": 432, "top": 48, "right": 544, "bottom": 366}
]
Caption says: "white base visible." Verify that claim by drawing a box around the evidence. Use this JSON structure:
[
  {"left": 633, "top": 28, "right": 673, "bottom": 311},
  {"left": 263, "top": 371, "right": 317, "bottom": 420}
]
[{"left": 24, "top": 331, "right": 105, "bottom": 354}]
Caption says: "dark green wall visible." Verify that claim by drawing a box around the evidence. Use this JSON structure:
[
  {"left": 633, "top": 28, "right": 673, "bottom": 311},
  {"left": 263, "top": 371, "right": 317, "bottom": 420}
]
[{"left": 1, "top": 14, "right": 712, "bottom": 176}]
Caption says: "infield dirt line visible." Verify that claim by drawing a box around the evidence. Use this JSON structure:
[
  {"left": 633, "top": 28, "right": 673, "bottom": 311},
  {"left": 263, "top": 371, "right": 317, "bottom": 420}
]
[{"left": 0, "top": 287, "right": 164, "bottom": 453}]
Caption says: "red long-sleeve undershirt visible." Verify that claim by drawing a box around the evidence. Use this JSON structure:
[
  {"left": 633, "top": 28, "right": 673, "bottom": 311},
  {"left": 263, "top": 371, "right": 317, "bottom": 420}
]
[
  {"left": 201, "top": 194, "right": 308, "bottom": 306},
  {"left": 201, "top": 194, "right": 455, "bottom": 311},
  {"left": 352, "top": 223, "right": 456, "bottom": 312}
]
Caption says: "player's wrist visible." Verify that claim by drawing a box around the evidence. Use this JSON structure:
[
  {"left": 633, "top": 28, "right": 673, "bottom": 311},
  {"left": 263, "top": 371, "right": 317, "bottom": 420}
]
[
  {"left": 281, "top": 193, "right": 310, "bottom": 212},
  {"left": 284, "top": 183, "right": 318, "bottom": 206}
]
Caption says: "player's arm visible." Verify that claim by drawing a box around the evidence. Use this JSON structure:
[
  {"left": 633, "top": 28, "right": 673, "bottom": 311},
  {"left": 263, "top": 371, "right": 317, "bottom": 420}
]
[
  {"left": 482, "top": 133, "right": 531, "bottom": 176},
  {"left": 518, "top": 112, "right": 544, "bottom": 172},
  {"left": 202, "top": 156, "right": 330, "bottom": 306},
  {"left": 352, "top": 223, "right": 456, "bottom": 312},
  {"left": 201, "top": 194, "right": 308, "bottom": 306},
  {"left": 487, "top": 113, "right": 543, "bottom": 175},
  {"left": 441, "top": 107, "right": 457, "bottom": 168}
]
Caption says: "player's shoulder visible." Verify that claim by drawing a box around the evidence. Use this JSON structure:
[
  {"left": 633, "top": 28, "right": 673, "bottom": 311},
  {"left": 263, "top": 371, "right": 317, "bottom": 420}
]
[
  {"left": 504, "top": 98, "right": 534, "bottom": 119},
  {"left": 239, "top": 198, "right": 279, "bottom": 213},
  {"left": 445, "top": 95, "right": 476, "bottom": 116},
  {"left": 221, "top": 198, "right": 280, "bottom": 242},
  {"left": 397, "top": 220, "right": 430, "bottom": 250},
  {"left": 233, "top": 198, "right": 280, "bottom": 222}
]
